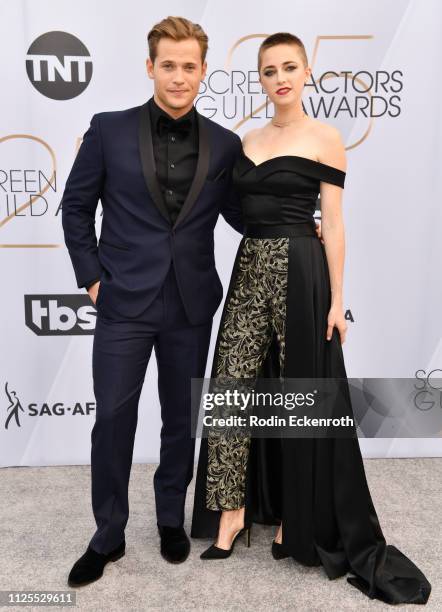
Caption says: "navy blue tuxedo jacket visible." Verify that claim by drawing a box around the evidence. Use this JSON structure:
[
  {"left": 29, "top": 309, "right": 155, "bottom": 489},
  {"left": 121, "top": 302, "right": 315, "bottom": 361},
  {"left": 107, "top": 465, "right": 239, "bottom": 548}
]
[{"left": 61, "top": 102, "right": 243, "bottom": 324}]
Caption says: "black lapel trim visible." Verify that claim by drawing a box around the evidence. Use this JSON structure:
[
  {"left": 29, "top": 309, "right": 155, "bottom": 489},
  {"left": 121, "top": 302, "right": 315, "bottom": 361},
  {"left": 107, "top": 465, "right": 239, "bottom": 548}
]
[
  {"left": 173, "top": 112, "right": 210, "bottom": 229},
  {"left": 138, "top": 101, "right": 171, "bottom": 223}
]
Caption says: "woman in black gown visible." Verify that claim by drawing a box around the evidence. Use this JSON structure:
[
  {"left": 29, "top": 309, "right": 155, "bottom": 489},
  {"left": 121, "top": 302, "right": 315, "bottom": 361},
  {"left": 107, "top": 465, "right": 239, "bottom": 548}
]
[{"left": 191, "top": 32, "right": 431, "bottom": 605}]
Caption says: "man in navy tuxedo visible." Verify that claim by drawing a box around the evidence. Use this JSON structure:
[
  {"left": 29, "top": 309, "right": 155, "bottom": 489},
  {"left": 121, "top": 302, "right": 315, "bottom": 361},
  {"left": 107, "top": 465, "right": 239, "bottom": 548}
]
[{"left": 62, "top": 17, "right": 243, "bottom": 586}]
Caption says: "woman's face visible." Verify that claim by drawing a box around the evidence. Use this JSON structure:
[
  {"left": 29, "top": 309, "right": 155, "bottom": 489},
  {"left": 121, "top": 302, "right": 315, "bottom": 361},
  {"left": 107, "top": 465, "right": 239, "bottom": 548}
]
[{"left": 259, "top": 43, "right": 310, "bottom": 109}]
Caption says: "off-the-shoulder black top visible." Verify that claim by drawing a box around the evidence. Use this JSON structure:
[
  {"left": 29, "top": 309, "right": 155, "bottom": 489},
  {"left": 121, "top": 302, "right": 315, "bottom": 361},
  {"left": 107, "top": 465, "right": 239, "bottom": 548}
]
[{"left": 233, "top": 148, "right": 346, "bottom": 226}]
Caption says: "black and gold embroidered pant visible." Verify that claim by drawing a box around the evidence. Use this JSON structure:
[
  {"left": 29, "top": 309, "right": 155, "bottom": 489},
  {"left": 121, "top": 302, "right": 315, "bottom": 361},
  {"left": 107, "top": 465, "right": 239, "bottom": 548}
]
[{"left": 206, "top": 237, "right": 289, "bottom": 511}]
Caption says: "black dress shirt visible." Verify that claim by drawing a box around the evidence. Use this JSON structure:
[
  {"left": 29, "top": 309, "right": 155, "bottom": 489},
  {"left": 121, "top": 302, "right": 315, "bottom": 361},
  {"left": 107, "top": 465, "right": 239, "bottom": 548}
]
[
  {"left": 148, "top": 96, "right": 199, "bottom": 225},
  {"left": 85, "top": 97, "right": 199, "bottom": 291}
]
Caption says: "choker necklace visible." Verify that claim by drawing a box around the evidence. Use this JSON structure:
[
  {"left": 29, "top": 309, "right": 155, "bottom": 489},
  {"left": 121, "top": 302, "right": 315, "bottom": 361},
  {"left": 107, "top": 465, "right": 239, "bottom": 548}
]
[{"left": 271, "top": 112, "right": 307, "bottom": 127}]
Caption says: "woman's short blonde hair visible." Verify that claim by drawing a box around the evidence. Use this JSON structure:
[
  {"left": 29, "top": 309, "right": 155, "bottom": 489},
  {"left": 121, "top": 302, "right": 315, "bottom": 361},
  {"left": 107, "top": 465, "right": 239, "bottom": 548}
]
[{"left": 258, "top": 32, "right": 308, "bottom": 71}]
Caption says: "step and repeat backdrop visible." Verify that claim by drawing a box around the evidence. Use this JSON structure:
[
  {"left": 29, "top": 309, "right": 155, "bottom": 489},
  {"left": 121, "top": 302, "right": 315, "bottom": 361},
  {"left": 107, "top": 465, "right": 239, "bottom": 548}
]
[{"left": 1, "top": 0, "right": 441, "bottom": 465}]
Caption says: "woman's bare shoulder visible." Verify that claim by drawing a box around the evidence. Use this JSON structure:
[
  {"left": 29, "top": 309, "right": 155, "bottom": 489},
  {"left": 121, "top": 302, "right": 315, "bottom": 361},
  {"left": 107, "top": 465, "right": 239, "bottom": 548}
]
[
  {"left": 241, "top": 126, "right": 264, "bottom": 147},
  {"left": 308, "top": 116, "right": 343, "bottom": 143},
  {"left": 309, "top": 117, "right": 346, "bottom": 172}
]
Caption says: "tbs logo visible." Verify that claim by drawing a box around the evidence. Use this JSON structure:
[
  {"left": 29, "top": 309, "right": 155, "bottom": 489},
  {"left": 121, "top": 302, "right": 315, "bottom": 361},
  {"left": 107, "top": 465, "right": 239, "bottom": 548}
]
[
  {"left": 24, "top": 295, "right": 96, "bottom": 336},
  {"left": 26, "top": 31, "right": 93, "bottom": 100}
]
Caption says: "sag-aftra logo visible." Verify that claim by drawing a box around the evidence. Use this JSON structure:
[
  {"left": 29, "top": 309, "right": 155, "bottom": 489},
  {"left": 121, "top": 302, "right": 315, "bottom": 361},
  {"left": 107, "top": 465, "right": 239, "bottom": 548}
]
[{"left": 4, "top": 381, "right": 96, "bottom": 430}]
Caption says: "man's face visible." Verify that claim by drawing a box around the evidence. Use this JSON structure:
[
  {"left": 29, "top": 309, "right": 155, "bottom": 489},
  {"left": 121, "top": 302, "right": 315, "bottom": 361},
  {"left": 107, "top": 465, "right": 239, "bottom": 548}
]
[{"left": 146, "top": 37, "right": 207, "bottom": 116}]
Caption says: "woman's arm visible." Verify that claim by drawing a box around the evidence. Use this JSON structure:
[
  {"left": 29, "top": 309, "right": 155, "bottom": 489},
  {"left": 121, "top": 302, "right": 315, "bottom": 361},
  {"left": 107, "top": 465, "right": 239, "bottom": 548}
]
[{"left": 318, "top": 126, "right": 348, "bottom": 342}]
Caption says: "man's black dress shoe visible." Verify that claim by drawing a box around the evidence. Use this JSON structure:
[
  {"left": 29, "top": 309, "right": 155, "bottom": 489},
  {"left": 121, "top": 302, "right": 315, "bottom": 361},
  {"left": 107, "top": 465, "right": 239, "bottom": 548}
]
[
  {"left": 157, "top": 523, "right": 190, "bottom": 563},
  {"left": 68, "top": 541, "right": 125, "bottom": 587}
]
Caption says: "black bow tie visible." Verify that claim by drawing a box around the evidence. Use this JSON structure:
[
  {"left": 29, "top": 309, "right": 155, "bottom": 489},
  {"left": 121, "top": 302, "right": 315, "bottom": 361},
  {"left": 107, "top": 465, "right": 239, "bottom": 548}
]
[{"left": 157, "top": 114, "right": 192, "bottom": 137}]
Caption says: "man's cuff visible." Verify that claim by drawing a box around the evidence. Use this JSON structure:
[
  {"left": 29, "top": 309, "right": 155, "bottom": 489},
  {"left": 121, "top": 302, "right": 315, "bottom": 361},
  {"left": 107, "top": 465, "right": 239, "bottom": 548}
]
[{"left": 84, "top": 278, "right": 100, "bottom": 291}]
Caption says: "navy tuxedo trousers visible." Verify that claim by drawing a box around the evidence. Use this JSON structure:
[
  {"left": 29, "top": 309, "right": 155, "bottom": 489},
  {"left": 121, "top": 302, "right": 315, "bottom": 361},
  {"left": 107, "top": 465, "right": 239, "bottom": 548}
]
[{"left": 89, "top": 263, "right": 212, "bottom": 554}]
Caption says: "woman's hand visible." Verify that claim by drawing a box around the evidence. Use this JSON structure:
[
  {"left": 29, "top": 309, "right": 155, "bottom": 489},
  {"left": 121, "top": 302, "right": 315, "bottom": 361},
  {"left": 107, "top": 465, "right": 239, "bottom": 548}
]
[
  {"left": 315, "top": 221, "right": 324, "bottom": 244},
  {"left": 326, "top": 304, "right": 347, "bottom": 343}
]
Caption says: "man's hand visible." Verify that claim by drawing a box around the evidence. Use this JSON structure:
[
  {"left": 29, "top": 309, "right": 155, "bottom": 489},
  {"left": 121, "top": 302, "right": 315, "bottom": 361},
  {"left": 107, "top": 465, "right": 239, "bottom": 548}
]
[
  {"left": 315, "top": 221, "right": 324, "bottom": 244},
  {"left": 87, "top": 280, "right": 100, "bottom": 306}
]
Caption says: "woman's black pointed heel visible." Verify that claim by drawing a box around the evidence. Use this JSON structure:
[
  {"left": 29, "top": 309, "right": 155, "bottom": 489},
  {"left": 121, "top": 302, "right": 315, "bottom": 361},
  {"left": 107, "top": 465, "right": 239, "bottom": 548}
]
[
  {"left": 272, "top": 524, "right": 289, "bottom": 559},
  {"left": 271, "top": 540, "right": 290, "bottom": 560},
  {"left": 200, "top": 524, "right": 252, "bottom": 559}
]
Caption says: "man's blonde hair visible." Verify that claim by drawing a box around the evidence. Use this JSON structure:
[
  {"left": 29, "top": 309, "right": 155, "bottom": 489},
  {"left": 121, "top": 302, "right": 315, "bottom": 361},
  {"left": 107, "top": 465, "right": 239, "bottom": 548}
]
[{"left": 147, "top": 16, "right": 208, "bottom": 63}]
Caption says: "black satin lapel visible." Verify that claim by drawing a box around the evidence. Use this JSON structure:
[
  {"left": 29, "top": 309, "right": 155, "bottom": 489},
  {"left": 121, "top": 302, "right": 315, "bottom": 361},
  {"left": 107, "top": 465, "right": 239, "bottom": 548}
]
[
  {"left": 173, "top": 112, "right": 210, "bottom": 229},
  {"left": 138, "top": 102, "right": 171, "bottom": 223}
]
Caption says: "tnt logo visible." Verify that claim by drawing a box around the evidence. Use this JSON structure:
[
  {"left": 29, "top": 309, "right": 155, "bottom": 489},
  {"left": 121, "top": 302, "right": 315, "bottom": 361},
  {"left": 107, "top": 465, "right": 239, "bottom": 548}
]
[
  {"left": 26, "top": 31, "right": 93, "bottom": 100},
  {"left": 24, "top": 295, "right": 96, "bottom": 335}
]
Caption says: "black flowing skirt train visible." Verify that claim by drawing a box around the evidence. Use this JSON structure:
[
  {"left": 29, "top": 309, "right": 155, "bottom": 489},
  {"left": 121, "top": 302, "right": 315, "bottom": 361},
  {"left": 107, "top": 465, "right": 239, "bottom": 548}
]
[{"left": 191, "top": 230, "right": 431, "bottom": 606}]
